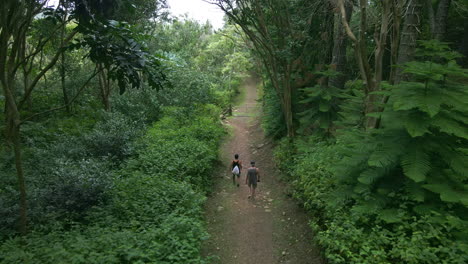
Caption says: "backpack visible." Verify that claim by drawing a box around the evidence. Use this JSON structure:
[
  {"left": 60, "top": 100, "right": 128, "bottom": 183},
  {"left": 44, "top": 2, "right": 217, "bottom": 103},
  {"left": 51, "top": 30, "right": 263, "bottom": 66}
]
[{"left": 232, "top": 165, "right": 240, "bottom": 175}]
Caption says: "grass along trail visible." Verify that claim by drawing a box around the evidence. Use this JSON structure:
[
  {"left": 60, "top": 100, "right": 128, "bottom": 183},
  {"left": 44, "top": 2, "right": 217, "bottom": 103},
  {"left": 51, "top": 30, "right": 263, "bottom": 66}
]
[{"left": 202, "top": 75, "right": 323, "bottom": 264}]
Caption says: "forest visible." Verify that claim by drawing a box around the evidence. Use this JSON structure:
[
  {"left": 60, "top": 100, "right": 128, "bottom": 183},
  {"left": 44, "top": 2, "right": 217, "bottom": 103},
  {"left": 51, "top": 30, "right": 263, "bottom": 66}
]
[{"left": 1, "top": 0, "right": 468, "bottom": 263}]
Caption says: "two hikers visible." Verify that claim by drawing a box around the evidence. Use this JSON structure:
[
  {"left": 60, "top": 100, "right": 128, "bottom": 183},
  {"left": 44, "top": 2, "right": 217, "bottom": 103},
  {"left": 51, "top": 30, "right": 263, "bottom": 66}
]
[{"left": 230, "top": 154, "right": 261, "bottom": 199}]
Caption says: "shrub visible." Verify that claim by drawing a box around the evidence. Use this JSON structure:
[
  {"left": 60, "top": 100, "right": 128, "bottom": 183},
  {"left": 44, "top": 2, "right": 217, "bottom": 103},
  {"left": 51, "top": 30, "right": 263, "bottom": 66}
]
[
  {"left": 127, "top": 106, "right": 224, "bottom": 192},
  {"left": 274, "top": 41, "right": 468, "bottom": 264},
  {"left": 35, "top": 159, "right": 112, "bottom": 219},
  {"left": 84, "top": 112, "right": 141, "bottom": 161},
  {"left": 111, "top": 88, "right": 161, "bottom": 125},
  {"left": 0, "top": 174, "right": 19, "bottom": 239},
  {"left": 278, "top": 134, "right": 468, "bottom": 264},
  {"left": 0, "top": 104, "right": 224, "bottom": 263},
  {"left": 158, "top": 66, "right": 215, "bottom": 108},
  {"left": 262, "top": 81, "right": 286, "bottom": 138}
]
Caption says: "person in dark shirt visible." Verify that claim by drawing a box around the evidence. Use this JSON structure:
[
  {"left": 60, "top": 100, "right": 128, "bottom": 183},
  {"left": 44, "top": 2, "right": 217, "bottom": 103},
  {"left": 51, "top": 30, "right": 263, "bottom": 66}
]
[{"left": 245, "top": 161, "right": 260, "bottom": 199}]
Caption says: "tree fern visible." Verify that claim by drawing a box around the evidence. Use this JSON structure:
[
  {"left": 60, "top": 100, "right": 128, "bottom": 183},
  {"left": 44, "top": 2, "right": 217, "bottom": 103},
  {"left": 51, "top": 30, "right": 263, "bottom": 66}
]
[
  {"left": 298, "top": 69, "right": 343, "bottom": 136},
  {"left": 401, "top": 142, "right": 431, "bottom": 182},
  {"left": 448, "top": 149, "right": 468, "bottom": 179},
  {"left": 405, "top": 181, "right": 426, "bottom": 202},
  {"left": 358, "top": 167, "right": 387, "bottom": 185},
  {"left": 337, "top": 81, "right": 366, "bottom": 128},
  {"left": 423, "top": 183, "right": 463, "bottom": 203},
  {"left": 401, "top": 111, "right": 431, "bottom": 137},
  {"left": 367, "top": 134, "right": 407, "bottom": 168},
  {"left": 431, "top": 112, "right": 468, "bottom": 139},
  {"left": 332, "top": 40, "right": 468, "bottom": 213}
]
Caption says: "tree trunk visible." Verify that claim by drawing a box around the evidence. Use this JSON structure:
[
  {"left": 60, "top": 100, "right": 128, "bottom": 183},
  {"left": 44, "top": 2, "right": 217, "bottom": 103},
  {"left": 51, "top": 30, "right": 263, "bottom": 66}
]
[
  {"left": 375, "top": 0, "right": 423, "bottom": 128},
  {"left": 12, "top": 125, "right": 27, "bottom": 235},
  {"left": 394, "top": 0, "right": 423, "bottom": 84},
  {"left": 389, "top": 0, "right": 403, "bottom": 85},
  {"left": 213, "top": 0, "right": 300, "bottom": 138},
  {"left": 61, "top": 22, "right": 70, "bottom": 113},
  {"left": 457, "top": 19, "right": 468, "bottom": 68},
  {"left": 61, "top": 52, "right": 71, "bottom": 113},
  {"left": 427, "top": 0, "right": 436, "bottom": 36},
  {"left": 1, "top": 0, "right": 77, "bottom": 234},
  {"left": 433, "top": 0, "right": 451, "bottom": 40},
  {"left": 366, "top": 0, "right": 392, "bottom": 128},
  {"left": 3, "top": 80, "right": 28, "bottom": 234},
  {"left": 98, "top": 65, "right": 111, "bottom": 111},
  {"left": 329, "top": 1, "right": 353, "bottom": 89}
]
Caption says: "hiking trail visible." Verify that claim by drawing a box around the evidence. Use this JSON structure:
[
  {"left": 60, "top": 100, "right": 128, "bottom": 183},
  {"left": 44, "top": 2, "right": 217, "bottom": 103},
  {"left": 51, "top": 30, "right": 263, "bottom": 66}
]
[{"left": 202, "top": 75, "right": 323, "bottom": 264}]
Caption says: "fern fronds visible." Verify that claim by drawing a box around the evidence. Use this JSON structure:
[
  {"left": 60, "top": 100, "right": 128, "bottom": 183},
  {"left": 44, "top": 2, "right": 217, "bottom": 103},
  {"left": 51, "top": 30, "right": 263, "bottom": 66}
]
[
  {"left": 431, "top": 112, "right": 468, "bottom": 139},
  {"left": 358, "top": 167, "right": 387, "bottom": 185},
  {"left": 401, "top": 142, "right": 431, "bottom": 183}
]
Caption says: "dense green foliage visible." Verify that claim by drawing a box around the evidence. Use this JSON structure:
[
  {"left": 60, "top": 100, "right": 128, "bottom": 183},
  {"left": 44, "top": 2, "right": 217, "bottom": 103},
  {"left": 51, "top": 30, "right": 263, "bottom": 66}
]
[
  {"left": 223, "top": 0, "right": 468, "bottom": 261},
  {"left": 0, "top": 107, "right": 223, "bottom": 263},
  {"left": 4, "top": 0, "right": 467, "bottom": 263},
  {"left": 274, "top": 41, "right": 468, "bottom": 263},
  {"left": 0, "top": 1, "right": 251, "bottom": 261}
]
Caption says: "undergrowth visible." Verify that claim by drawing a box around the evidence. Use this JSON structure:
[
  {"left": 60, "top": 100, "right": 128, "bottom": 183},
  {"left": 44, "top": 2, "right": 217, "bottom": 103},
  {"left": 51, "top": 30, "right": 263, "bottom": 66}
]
[
  {"left": 0, "top": 105, "right": 225, "bottom": 264},
  {"left": 273, "top": 40, "right": 468, "bottom": 263}
]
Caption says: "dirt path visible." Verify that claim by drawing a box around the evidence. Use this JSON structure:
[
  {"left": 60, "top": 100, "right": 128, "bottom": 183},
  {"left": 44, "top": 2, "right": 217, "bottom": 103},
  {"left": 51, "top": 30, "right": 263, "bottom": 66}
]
[{"left": 202, "top": 76, "right": 323, "bottom": 264}]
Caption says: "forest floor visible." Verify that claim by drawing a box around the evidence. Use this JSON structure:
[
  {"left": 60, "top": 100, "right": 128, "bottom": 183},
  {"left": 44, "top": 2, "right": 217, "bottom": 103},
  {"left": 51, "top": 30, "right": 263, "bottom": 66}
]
[{"left": 202, "top": 75, "right": 324, "bottom": 264}]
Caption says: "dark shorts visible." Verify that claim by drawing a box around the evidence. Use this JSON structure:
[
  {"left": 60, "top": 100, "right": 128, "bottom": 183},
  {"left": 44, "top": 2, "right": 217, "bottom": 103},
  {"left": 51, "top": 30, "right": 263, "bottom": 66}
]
[
  {"left": 232, "top": 173, "right": 241, "bottom": 178},
  {"left": 248, "top": 178, "right": 257, "bottom": 188}
]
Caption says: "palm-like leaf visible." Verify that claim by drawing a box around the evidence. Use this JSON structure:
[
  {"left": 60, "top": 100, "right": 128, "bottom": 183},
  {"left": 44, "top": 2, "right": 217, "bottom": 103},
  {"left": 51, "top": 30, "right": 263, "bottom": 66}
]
[{"left": 401, "top": 143, "right": 431, "bottom": 182}]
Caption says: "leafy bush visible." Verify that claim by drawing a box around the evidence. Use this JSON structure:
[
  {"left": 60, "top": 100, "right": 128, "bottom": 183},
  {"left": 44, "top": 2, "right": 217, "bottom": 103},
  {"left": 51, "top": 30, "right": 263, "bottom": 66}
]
[
  {"left": 275, "top": 41, "right": 468, "bottom": 263},
  {"left": 277, "top": 133, "right": 468, "bottom": 264},
  {"left": 35, "top": 159, "right": 112, "bottom": 219},
  {"left": 127, "top": 106, "right": 224, "bottom": 192},
  {"left": 158, "top": 64, "right": 215, "bottom": 108},
  {"left": 0, "top": 172, "right": 19, "bottom": 239},
  {"left": 262, "top": 81, "right": 286, "bottom": 138},
  {"left": 111, "top": 88, "right": 161, "bottom": 125},
  {"left": 0, "top": 104, "right": 224, "bottom": 263},
  {"left": 84, "top": 112, "right": 141, "bottom": 161}
]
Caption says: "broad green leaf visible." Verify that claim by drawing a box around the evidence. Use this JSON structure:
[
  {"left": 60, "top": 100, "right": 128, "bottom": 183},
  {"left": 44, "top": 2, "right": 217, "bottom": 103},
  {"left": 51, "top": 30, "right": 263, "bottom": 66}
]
[
  {"left": 432, "top": 115, "right": 468, "bottom": 139},
  {"left": 401, "top": 145, "right": 431, "bottom": 182},
  {"left": 358, "top": 168, "right": 385, "bottom": 185},
  {"left": 354, "top": 183, "right": 369, "bottom": 194},
  {"left": 423, "top": 183, "right": 460, "bottom": 203},
  {"left": 420, "top": 93, "right": 441, "bottom": 117},
  {"left": 379, "top": 209, "right": 401, "bottom": 223},
  {"left": 366, "top": 112, "right": 382, "bottom": 118},
  {"left": 440, "top": 190, "right": 460, "bottom": 203},
  {"left": 413, "top": 204, "right": 440, "bottom": 215},
  {"left": 460, "top": 196, "right": 468, "bottom": 207},
  {"left": 368, "top": 144, "right": 403, "bottom": 168},
  {"left": 406, "top": 181, "right": 426, "bottom": 202},
  {"left": 403, "top": 115, "right": 430, "bottom": 137},
  {"left": 351, "top": 202, "right": 380, "bottom": 214}
]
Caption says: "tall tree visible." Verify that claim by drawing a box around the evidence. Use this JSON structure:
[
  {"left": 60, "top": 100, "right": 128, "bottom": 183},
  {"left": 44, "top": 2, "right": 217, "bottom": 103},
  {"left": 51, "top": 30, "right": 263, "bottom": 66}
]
[
  {"left": 209, "top": 0, "right": 327, "bottom": 137},
  {"left": 1, "top": 0, "right": 166, "bottom": 233},
  {"left": 394, "top": 0, "right": 424, "bottom": 84},
  {"left": 329, "top": 0, "right": 353, "bottom": 89},
  {"left": 338, "top": 0, "right": 393, "bottom": 128},
  {"left": 0, "top": 0, "right": 78, "bottom": 234},
  {"left": 427, "top": 0, "right": 452, "bottom": 40}
]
